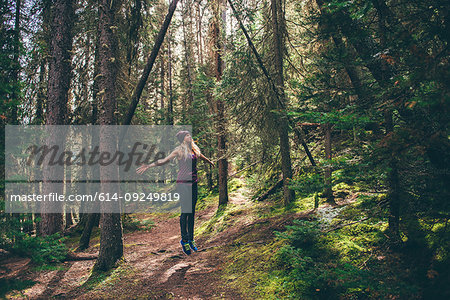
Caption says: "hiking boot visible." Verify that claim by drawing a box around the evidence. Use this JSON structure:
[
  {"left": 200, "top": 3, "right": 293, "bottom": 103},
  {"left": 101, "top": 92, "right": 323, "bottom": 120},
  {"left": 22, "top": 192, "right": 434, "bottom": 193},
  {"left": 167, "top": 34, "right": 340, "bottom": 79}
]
[
  {"left": 188, "top": 240, "right": 198, "bottom": 252},
  {"left": 180, "top": 239, "right": 191, "bottom": 255}
]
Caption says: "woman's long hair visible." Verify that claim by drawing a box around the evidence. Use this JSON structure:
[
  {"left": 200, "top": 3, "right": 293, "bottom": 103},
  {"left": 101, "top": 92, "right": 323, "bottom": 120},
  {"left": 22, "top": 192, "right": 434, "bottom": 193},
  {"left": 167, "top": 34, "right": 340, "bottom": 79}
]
[{"left": 177, "top": 139, "right": 201, "bottom": 160}]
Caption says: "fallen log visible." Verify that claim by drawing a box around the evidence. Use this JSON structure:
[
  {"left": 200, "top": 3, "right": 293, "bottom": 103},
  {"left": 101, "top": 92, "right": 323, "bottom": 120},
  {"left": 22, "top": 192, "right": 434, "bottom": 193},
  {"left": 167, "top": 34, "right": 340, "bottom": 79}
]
[
  {"left": 65, "top": 252, "right": 98, "bottom": 261},
  {"left": 229, "top": 160, "right": 262, "bottom": 177},
  {"left": 297, "top": 122, "right": 321, "bottom": 127},
  {"left": 255, "top": 179, "right": 284, "bottom": 202}
]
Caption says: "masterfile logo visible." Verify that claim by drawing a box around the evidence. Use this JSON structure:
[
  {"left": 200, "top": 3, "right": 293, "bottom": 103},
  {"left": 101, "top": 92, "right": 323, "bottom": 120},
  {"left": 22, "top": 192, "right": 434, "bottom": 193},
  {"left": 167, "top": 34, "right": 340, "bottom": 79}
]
[{"left": 5, "top": 125, "right": 192, "bottom": 213}]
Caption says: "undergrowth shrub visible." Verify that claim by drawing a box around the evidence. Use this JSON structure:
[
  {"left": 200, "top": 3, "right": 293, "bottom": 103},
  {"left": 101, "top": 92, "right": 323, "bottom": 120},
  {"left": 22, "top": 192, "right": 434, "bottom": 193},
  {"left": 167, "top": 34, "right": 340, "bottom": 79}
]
[
  {"left": 0, "top": 216, "right": 67, "bottom": 265},
  {"left": 273, "top": 219, "right": 420, "bottom": 299},
  {"left": 11, "top": 233, "right": 67, "bottom": 265}
]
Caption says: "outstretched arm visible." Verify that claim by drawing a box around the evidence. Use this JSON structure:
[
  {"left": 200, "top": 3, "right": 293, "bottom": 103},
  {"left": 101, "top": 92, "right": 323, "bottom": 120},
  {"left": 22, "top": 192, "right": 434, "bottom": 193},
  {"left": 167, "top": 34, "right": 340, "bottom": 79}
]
[
  {"left": 199, "top": 153, "right": 215, "bottom": 168},
  {"left": 136, "top": 149, "right": 179, "bottom": 174}
]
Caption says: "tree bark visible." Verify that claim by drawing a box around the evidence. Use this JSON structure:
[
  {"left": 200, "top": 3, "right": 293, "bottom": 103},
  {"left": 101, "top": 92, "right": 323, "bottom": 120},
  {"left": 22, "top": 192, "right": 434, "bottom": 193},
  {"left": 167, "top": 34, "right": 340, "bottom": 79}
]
[
  {"left": 77, "top": 122, "right": 100, "bottom": 246},
  {"left": 78, "top": 212, "right": 100, "bottom": 251},
  {"left": 10, "top": 0, "right": 20, "bottom": 124},
  {"left": 65, "top": 163, "right": 73, "bottom": 228},
  {"left": 270, "top": 0, "right": 295, "bottom": 206},
  {"left": 160, "top": 56, "right": 165, "bottom": 111},
  {"left": 196, "top": 2, "right": 204, "bottom": 65},
  {"left": 40, "top": 0, "right": 74, "bottom": 236},
  {"left": 293, "top": 127, "right": 316, "bottom": 166},
  {"left": 35, "top": 58, "right": 46, "bottom": 125},
  {"left": 33, "top": 48, "right": 46, "bottom": 232},
  {"left": 323, "top": 124, "right": 335, "bottom": 204},
  {"left": 207, "top": 149, "right": 214, "bottom": 190},
  {"left": 94, "top": 0, "right": 124, "bottom": 271},
  {"left": 385, "top": 111, "right": 400, "bottom": 236},
  {"left": 166, "top": 27, "right": 174, "bottom": 125},
  {"left": 181, "top": 0, "right": 194, "bottom": 119},
  {"left": 211, "top": 0, "right": 229, "bottom": 207}
]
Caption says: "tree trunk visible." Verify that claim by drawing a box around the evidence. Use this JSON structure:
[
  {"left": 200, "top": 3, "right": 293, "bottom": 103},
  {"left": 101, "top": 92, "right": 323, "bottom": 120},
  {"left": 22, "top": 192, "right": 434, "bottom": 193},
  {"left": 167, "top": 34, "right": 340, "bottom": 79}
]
[
  {"left": 385, "top": 111, "right": 400, "bottom": 236},
  {"left": 166, "top": 27, "right": 174, "bottom": 125},
  {"left": 211, "top": 0, "right": 229, "bottom": 207},
  {"left": 316, "top": 0, "right": 391, "bottom": 88},
  {"left": 228, "top": 0, "right": 316, "bottom": 168},
  {"left": 9, "top": 0, "right": 20, "bottom": 124},
  {"left": 181, "top": 0, "right": 194, "bottom": 120},
  {"left": 217, "top": 100, "right": 229, "bottom": 206},
  {"left": 40, "top": 0, "right": 74, "bottom": 236},
  {"left": 196, "top": 2, "right": 203, "bottom": 65},
  {"left": 160, "top": 56, "right": 165, "bottom": 110},
  {"left": 94, "top": 0, "right": 124, "bottom": 272},
  {"left": 207, "top": 148, "right": 214, "bottom": 190},
  {"left": 78, "top": 212, "right": 100, "bottom": 251},
  {"left": 65, "top": 208, "right": 73, "bottom": 228},
  {"left": 323, "top": 124, "right": 335, "bottom": 204},
  {"left": 65, "top": 163, "right": 73, "bottom": 228},
  {"left": 270, "top": 0, "right": 295, "bottom": 206},
  {"left": 33, "top": 137, "right": 42, "bottom": 235},
  {"left": 35, "top": 58, "right": 46, "bottom": 125},
  {"left": 293, "top": 127, "right": 316, "bottom": 166},
  {"left": 122, "top": 0, "right": 180, "bottom": 126},
  {"left": 315, "top": 0, "right": 376, "bottom": 110}
]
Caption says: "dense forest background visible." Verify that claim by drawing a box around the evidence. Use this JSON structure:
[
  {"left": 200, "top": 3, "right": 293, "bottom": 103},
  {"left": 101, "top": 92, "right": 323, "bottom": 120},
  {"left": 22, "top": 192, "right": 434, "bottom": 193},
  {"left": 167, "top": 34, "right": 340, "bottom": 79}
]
[{"left": 1, "top": 0, "right": 449, "bottom": 298}]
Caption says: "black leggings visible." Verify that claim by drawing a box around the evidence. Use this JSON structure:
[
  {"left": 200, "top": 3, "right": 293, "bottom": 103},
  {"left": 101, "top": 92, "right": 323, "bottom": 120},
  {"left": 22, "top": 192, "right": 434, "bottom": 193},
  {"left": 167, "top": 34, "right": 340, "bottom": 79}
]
[{"left": 179, "top": 182, "right": 198, "bottom": 242}]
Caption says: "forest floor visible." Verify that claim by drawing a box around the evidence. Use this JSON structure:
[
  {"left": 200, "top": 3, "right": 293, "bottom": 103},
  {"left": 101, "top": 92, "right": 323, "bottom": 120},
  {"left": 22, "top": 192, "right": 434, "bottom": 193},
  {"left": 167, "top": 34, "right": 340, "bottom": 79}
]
[
  {"left": 3, "top": 176, "right": 435, "bottom": 299},
  {"left": 1, "top": 177, "right": 318, "bottom": 299}
]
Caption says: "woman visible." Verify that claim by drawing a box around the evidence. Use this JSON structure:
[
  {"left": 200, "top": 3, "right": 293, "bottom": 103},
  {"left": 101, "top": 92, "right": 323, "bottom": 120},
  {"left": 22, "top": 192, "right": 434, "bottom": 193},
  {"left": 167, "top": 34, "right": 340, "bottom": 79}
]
[{"left": 136, "top": 130, "right": 214, "bottom": 255}]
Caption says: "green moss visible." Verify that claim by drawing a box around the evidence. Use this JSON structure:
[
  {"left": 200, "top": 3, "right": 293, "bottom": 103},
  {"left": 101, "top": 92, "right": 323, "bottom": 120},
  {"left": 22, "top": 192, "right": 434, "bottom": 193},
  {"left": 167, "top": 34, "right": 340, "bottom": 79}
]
[
  {"left": 228, "top": 177, "right": 244, "bottom": 192},
  {"left": 294, "top": 195, "right": 318, "bottom": 212},
  {"left": 333, "top": 181, "right": 361, "bottom": 193},
  {"left": 65, "top": 227, "right": 101, "bottom": 251},
  {"left": 195, "top": 188, "right": 253, "bottom": 238},
  {"left": 221, "top": 239, "right": 286, "bottom": 299},
  {"left": 80, "top": 260, "right": 137, "bottom": 295},
  {"left": 196, "top": 187, "right": 219, "bottom": 211},
  {"left": 196, "top": 202, "right": 235, "bottom": 237},
  {"left": 215, "top": 195, "right": 425, "bottom": 299}
]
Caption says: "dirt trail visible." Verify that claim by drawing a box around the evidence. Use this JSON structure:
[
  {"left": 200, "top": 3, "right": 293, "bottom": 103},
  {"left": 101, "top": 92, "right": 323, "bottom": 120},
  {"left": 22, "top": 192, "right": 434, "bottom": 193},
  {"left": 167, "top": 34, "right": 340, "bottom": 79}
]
[
  {"left": 2, "top": 180, "right": 351, "bottom": 299},
  {"left": 5, "top": 184, "right": 252, "bottom": 299}
]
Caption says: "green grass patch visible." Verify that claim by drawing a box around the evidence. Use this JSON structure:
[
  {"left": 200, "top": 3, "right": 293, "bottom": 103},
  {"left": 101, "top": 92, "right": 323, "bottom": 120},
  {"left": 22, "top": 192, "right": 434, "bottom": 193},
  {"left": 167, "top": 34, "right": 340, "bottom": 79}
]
[{"left": 31, "top": 263, "right": 68, "bottom": 272}]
